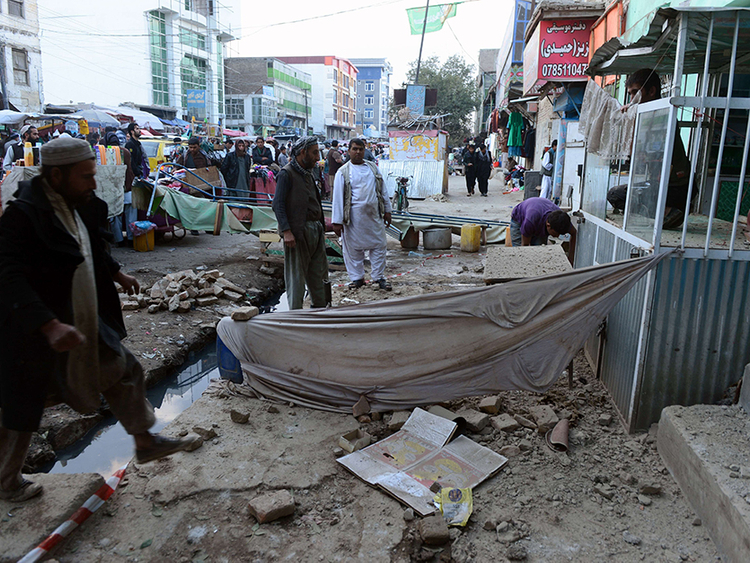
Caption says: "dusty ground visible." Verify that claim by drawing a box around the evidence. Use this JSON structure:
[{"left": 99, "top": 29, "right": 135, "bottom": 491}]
[{"left": 23, "top": 175, "right": 723, "bottom": 561}]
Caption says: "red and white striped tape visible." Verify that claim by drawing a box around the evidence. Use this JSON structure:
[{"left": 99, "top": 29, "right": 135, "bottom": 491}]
[
  {"left": 19, "top": 465, "right": 128, "bottom": 563},
  {"left": 332, "top": 253, "right": 457, "bottom": 288}
]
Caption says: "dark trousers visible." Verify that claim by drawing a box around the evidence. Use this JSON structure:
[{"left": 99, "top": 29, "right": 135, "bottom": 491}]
[
  {"left": 465, "top": 170, "right": 476, "bottom": 194},
  {"left": 478, "top": 176, "right": 489, "bottom": 195}
]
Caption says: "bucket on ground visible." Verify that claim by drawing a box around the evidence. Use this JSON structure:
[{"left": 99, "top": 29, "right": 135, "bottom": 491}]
[
  {"left": 460, "top": 224, "right": 481, "bottom": 252},
  {"left": 131, "top": 220, "right": 157, "bottom": 252},
  {"left": 423, "top": 227, "right": 452, "bottom": 250},
  {"left": 217, "top": 334, "right": 243, "bottom": 383},
  {"left": 400, "top": 226, "right": 419, "bottom": 249}
]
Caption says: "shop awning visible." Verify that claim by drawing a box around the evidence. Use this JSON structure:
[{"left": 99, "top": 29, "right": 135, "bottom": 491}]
[{"left": 589, "top": 7, "right": 750, "bottom": 77}]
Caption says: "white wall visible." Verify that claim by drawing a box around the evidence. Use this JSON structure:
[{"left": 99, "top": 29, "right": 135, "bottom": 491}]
[
  {"left": 1, "top": 0, "right": 43, "bottom": 111},
  {"left": 283, "top": 63, "right": 328, "bottom": 136}
]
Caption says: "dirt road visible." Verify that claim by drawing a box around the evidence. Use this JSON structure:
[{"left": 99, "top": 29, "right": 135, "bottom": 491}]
[{"left": 23, "top": 175, "right": 720, "bottom": 562}]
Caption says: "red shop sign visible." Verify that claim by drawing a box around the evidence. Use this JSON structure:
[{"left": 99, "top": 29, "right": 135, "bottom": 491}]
[{"left": 538, "top": 19, "right": 594, "bottom": 81}]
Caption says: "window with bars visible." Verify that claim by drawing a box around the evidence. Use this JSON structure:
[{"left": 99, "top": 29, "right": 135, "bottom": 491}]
[
  {"left": 9, "top": 0, "right": 24, "bottom": 18},
  {"left": 148, "top": 11, "right": 169, "bottom": 106},
  {"left": 364, "top": 109, "right": 374, "bottom": 119},
  {"left": 365, "top": 82, "right": 374, "bottom": 91},
  {"left": 181, "top": 55, "right": 207, "bottom": 109},
  {"left": 364, "top": 96, "right": 373, "bottom": 105},
  {"left": 12, "top": 49, "right": 28, "bottom": 86}
]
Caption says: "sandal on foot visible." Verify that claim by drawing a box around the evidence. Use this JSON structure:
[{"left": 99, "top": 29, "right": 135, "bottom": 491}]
[
  {"left": 348, "top": 279, "right": 365, "bottom": 289},
  {"left": 376, "top": 278, "right": 392, "bottom": 291},
  {"left": 0, "top": 479, "right": 43, "bottom": 502},
  {"left": 135, "top": 434, "right": 203, "bottom": 464}
]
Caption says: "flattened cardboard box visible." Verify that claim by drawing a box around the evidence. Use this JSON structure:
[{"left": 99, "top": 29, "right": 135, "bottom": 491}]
[{"left": 337, "top": 408, "right": 508, "bottom": 515}]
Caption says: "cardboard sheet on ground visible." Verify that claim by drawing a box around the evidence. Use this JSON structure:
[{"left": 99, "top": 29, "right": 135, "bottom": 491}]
[
  {"left": 337, "top": 409, "right": 507, "bottom": 515},
  {"left": 217, "top": 253, "right": 670, "bottom": 414}
]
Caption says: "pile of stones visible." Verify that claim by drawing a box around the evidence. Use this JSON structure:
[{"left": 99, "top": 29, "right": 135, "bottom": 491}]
[{"left": 119, "top": 269, "right": 247, "bottom": 314}]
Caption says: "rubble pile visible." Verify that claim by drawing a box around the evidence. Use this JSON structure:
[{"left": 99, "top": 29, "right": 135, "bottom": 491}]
[{"left": 118, "top": 269, "right": 248, "bottom": 314}]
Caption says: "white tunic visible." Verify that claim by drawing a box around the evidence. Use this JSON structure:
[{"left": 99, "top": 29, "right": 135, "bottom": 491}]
[{"left": 332, "top": 163, "right": 391, "bottom": 251}]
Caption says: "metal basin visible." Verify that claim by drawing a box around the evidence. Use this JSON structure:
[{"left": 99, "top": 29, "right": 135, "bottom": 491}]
[{"left": 423, "top": 227, "right": 452, "bottom": 250}]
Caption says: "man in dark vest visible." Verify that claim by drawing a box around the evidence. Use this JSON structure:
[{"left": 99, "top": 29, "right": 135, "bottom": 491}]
[
  {"left": 271, "top": 136, "right": 328, "bottom": 310},
  {"left": 2, "top": 125, "right": 39, "bottom": 171},
  {"left": 0, "top": 138, "right": 201, "bottom": 502}
]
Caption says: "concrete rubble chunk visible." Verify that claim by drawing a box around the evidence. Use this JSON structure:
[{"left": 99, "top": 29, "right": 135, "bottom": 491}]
[
  {"left": 506, "top": 545, "right": 528, "bottom": 560},
  {"left": 223, "top": 290, "right": 243, "bottom": 302},
  {"left": 528, "top": 405, "right": 559, "bottom": 434},
  {"left": 637, "top": 494, "right": 652, "bottom": 506},
  {"left": 198, "top": 287, "right": 214, "bottom": 297},
  {"left": 147, "top": 304, "right": 160, "bottom": 314},
  {"left": 177, "top": 290, "right": 189, "bottom": 301},
  {"left": 121, "top": 300, "right": 139, "bottom": 311},
  {"left": 176, "top": 301, "right": 191, "bottom": 313},
  {"left": 518, "top": 439, "right": 533, "bottom": 452},
  {"left": 192, "top": 426, "right": 217, "bottom": 440},
  {"left": 491, "top": 413, "right": 521, "bottom": 433},
  {"left": 593, "top": 483, "right": 615, "bottom": 500},
  {"left": 150, "top": 286, "right": 165, "bottom": 300},
  {"left": 231, "top": 306, "right": 260, "bottom": 321},
  {"left": 168, "top": 295, "right": 181, "bottom": 312},
  {"left": 166, "top": 282, "right": 180, "bottom": 296},
  {"left": 230, "top": 410, "right": 250, "bottom": 424},
  {"left": 622, "top": 531, "right": 642, "bottom": 545},
  {"left": 213, "top": 285, "right": 225, "bottom": 297},
  {"left": 514, "top": 414, "right": 536, "bottom": 429},
  {"left": 418, "top": 515, "right": 450, "bottom": 545},
  {"left": 598, "top": 413, "right": 614, "bottom": 426},
  {"left": 196, "top": 296, "right": 219, "bottom": 307},
  {"left": 456, "top": 408, "right": 490, "bottom": 432},
  {"left": 248, "top": 490, "right": 295, "bottom": 524},
  {"left": 186, "top": 286, "right": 199, "bottom": 299},
  {"left": 388, "top": 410, "right": 411, "bottom": 431},
  {"left": 639, "top": 484, "right": 662, "bottom": 495},
  {"left": 215, "top": 277, "right": 246, "bottom": 295},
  {"left": 499, "top": 445, "right": 521, "bottom": 457},
  {"left": 478, "top": 396, "right": 502, "bottom": 414}
]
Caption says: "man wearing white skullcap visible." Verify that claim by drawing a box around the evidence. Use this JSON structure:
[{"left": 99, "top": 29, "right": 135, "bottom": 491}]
[{"left": 0, "top": 137, "right": 202, "bottom": 502}]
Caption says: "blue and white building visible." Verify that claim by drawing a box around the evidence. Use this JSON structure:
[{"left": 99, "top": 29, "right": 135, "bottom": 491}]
[{"left": 350, "top": 58, "right": 392, "bottom": 139}]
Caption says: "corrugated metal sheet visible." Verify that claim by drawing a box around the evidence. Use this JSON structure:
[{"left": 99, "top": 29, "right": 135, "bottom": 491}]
[
  {"left": 598, "top": 233, "right": 649, "bottom": 427},
  {"left": 378, "top": 161, "right": 446, "bottom": 199},
  {"left": 574, "top": 220, "right": 597, "bottom": 268},
  {"left": 634, "top": 256, "right": 750, "bottom": 430}
]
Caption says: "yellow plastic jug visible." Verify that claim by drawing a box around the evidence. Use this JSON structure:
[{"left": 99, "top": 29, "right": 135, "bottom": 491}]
[{"left": 460, "top": 223, "right": 481, "bottom": 253}]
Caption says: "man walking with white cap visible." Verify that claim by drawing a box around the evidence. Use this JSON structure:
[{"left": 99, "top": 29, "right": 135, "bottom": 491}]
[{"left": 0, "top": 137, "right": 200, "bottom": 502}]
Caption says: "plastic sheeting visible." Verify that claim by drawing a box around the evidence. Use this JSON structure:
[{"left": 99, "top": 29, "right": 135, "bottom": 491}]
[{"left": 217, "top": 253, "right": 670, "bottom": 414}]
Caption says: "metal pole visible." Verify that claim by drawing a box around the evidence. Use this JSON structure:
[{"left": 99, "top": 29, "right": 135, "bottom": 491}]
[{"left": 414, "top": 0, "right": 431, "bottom": 85}]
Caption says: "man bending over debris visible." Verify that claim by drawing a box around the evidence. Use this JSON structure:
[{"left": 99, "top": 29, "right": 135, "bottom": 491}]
[
  {"left": 509, "top": 197, "right": 577, "bottom": 265},
  {"left": 272, "top": 136, "right": 328, "bottom": 309},
  {"left": 0, "top": 138, "right": 200, "bottom": 502},
  {"left": 332, "top": 137, "right": 393, "bottom": 290}
]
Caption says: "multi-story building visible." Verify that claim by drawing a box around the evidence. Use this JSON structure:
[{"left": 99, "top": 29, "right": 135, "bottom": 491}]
[
  {"left": 349, "top": 58, "right": 392, "bottom": 139},
  {"left": 278, "top": 56, "right": 357, "bottom": 140},
  {"left": 224, "top": 57, "right": 312, "bottom": 136},
  {"left": 37, "top": 0, "right": 236, "bottom": 123},
  {"left": 1, "top": 0, "right": 43, "bottom": 111},
  {"left": 474, "top": 49, "right": 499, "bottom": 136}
]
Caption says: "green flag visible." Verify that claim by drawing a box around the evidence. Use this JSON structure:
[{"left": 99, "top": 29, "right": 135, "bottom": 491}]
[{"left": 406, "top": 3, "right": 459, "bottom": 35}]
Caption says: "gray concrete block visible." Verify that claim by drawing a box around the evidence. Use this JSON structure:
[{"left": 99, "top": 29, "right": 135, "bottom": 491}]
[
  {"left": 658, "top": 405, "right": 750, "bottom": 563},
  {"left": 483, "top": 245, "right": 571, "bottom": 284},
  {"left": 0, "top": 472, "right": 104, "bottom": 563}
]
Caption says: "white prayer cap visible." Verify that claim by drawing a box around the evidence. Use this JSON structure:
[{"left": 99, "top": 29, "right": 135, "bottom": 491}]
[{"left": 40, "top": 137, "right": 95, "bottom": 166}]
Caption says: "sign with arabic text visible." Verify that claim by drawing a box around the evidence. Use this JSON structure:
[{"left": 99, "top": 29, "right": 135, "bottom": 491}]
[
  {"left": 187, "top": 89, "right": 206, "bottom": 108},
  {"left": 523, "top": 18, "right": 594, "bottom": 95}
]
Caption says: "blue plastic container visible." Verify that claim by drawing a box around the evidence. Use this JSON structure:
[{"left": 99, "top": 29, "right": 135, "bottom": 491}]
[{"left": 217, "top": 334, "right": 243, "bottom": 383}]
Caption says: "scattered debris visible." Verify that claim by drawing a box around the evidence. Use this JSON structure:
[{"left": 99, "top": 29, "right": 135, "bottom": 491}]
[
  {"left": 418, "top": 515, "right": 450, "bottom": 545},
  {"left": 230, "top": 410, "right": 250, "bottom": 424},
  {"left": 338, "top": 429, "right": 371, "bottom": 453}
]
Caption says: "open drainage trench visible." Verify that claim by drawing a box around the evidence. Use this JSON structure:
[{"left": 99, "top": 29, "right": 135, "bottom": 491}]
[{"left": 43, "top": 292, "right": 289, "bottom": 476}]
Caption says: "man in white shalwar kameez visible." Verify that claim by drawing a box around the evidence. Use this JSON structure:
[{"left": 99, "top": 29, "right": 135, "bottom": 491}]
[
  {"left": 539, "top": 140, "right": 557, "bottom": 200},
  {"left": 332, "top": 138, "right": 393, "bottom": 291}
]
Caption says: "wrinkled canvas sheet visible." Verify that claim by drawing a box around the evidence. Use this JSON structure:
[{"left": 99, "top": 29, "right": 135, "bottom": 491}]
[
  {"left": 218, "top": 253, "right": 668, "bottom": 413},
  {"left": 578, "top": 80, "right": 637, "bottom": 160}
]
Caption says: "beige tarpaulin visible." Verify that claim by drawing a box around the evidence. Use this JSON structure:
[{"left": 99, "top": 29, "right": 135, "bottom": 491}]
[{"left": 217, "top": 253, "right": 669, "bottom": 413}]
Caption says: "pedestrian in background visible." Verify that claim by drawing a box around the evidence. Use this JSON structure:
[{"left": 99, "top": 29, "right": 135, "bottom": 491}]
[
  {"left": 462, "top": 140, "right": 477, "bottom": 196},
  {"left": 475, "top": 144, "right": 493, "bottom": 197},
  {"left": 221, "top": 139, "right": 251, "bottom": 199}
]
